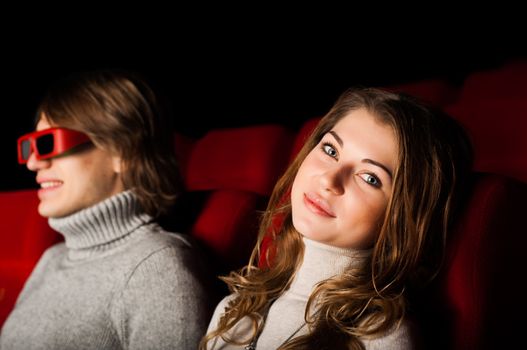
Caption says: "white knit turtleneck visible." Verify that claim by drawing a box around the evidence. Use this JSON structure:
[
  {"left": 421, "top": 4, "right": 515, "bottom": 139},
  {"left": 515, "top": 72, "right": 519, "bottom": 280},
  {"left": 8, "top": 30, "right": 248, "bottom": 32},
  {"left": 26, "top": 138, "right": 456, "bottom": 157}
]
[
  {"left": 256, "top": 237, "right": 370, "bottom": 348},
  {"left": 206, "top": 236, "right": 375, "bottom": 349}
]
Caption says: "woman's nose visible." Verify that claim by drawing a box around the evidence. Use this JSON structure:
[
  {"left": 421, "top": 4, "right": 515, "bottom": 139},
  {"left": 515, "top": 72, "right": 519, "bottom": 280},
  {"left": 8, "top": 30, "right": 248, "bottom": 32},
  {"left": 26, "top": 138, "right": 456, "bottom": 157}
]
[{"left": 318, "top": 167, "right": 345, "bottom": 195}]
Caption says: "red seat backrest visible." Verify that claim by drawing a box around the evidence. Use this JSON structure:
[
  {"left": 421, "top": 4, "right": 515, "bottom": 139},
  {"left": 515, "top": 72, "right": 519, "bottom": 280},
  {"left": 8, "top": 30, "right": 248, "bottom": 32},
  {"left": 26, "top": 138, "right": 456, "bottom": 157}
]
[
  {"left": 290, "top": 117, "right": 320, "bottom": 160},
  {"left": 185, "top": 124, "right": 293, "bottom": 273},
  {"left": 173, "top": 132, "right": 196, "bottom": 178},
  {"left": 458, "top": 61, "right": 527, "bottom": 102},
  {"left": 447, "top": 98, "right": 527, "bottom": 183},
  {"left": 0, "top": 189, "right": 60, "bottom": 327},
  {"left": 385, "top": 79, "right": 460, "bottom": 107},
  {"left": 417, "top": 173, "right": 527, "bottom": 350}
]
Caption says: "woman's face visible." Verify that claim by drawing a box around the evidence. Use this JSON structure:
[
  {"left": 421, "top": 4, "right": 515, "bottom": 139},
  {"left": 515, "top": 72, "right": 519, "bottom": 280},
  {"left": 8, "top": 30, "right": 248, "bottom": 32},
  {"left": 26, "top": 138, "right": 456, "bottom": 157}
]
[
  {"left": 26, "top": 117, "right": 124, "bottom": 218},
  {"left": 291, "top": 108, "right": 398, "bottom": 249}
]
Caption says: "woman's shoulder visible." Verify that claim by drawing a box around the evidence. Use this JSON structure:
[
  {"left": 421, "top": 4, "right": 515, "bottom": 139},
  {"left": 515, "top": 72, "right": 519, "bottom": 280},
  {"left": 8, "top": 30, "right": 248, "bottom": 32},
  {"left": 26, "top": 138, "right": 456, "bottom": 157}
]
[
  {"left": 361, "top": 317, "right": 420, "bottom": 350},
  {"left": 207, "top": 293, "right": 238, "bottom": 331},
  {"left": 212, "top": 293, "right": 238, "bottom": 316}
]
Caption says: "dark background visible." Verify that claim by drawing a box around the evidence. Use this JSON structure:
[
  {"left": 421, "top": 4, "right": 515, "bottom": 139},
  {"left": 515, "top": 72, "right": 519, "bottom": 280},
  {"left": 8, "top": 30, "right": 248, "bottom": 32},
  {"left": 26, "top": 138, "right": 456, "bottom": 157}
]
[{"left": 2, "top": 22, "right": 525, "bottom": 191}]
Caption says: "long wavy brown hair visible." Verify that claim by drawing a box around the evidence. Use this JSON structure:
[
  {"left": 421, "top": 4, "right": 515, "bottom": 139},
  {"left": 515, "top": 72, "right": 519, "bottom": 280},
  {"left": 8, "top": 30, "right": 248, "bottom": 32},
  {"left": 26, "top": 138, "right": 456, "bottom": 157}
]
[
  {"left": 36, "top": 70, "right": 181, "bottom": 217},
  {"left": 201, "top": 88, "right": 472, "bottom": 349}
]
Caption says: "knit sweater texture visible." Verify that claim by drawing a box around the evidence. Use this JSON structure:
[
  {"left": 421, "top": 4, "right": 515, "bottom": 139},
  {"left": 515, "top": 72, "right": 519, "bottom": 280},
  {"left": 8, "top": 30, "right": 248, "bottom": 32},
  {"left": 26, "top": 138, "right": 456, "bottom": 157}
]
[
  {"left": 206, "top": 237, "right": 417, "bottom": 349},
  {"left": 0, "top": 190, "right": 213, "bottom": 350}
]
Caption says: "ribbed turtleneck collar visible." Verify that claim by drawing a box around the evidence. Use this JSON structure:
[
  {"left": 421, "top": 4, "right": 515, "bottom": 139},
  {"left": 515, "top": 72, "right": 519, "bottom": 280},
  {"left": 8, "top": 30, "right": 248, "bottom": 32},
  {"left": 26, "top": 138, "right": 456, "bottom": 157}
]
[
  {"left": 48, "top": 190, "right": 152, "bottom": 258},
  {"left": 288, "top": 236, "right": 372, "bottom": 297}
]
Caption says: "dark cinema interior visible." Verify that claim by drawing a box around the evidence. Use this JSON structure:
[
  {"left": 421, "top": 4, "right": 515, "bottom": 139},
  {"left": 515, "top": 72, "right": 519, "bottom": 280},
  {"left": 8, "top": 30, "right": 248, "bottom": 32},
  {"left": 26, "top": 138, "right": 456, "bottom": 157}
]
[{"left": 1, "top": 33, "right": 526, "bottom": 349}]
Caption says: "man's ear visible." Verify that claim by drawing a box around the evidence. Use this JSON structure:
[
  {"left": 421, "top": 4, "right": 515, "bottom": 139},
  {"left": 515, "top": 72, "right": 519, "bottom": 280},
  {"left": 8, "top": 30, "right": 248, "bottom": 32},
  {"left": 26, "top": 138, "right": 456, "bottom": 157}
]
[{"left": 112, "top": 156, "right": 123, "bottom": 174}]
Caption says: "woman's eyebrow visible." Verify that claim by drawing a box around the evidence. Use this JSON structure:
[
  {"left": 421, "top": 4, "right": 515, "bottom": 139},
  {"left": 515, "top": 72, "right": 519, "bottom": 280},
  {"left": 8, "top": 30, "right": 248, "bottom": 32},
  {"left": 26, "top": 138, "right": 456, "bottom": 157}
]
[
  {"left": 329, "top": 130, "right": 393, "bottom": 179},
  {"left": 362, "top": 159, "right": 393, "bottom": 180},
  {"left": 328, "top": 130, "right": 343, "bottom": 147}
]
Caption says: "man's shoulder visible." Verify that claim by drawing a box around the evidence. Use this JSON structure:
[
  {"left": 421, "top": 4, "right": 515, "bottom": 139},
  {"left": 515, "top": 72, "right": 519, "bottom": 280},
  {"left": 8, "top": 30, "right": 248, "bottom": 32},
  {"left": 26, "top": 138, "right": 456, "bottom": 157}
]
[
  {"left": 125, "top": 224, "right": 201, "bottom": 266},
  {"left": 137, "top": 223, "right": 194, "bottom": 251},
  {"left": 40, "top": 241, "right": 67, "bottom": 261}
]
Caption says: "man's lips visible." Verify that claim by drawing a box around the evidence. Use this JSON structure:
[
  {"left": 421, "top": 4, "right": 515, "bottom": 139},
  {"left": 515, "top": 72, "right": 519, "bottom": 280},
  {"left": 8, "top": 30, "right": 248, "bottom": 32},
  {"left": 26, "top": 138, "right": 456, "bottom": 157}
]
[
  {"left": 303, "top": 193, "right": 336, "bottom": 218},
  {"left": 36, "top": 177, "right": 64, "bottom": 195}
]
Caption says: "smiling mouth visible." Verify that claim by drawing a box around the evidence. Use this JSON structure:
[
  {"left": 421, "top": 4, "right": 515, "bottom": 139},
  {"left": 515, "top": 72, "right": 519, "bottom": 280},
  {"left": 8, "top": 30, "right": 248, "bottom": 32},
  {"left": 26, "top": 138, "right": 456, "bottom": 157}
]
[
  {"left": 303, "top": 193, "right": 336, "bottom": 218},
  {"left": 40, "top": 181, "right": 63, "bottom": 189}
]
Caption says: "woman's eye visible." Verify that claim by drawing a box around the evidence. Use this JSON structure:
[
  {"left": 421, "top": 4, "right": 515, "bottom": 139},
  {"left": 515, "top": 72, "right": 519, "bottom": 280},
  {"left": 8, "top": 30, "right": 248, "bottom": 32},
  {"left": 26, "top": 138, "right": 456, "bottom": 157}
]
[
  {"left": 359, "top": 173, "right": 382, "bottom": 188},
  {"left": 322, "top": 143, "right": 338, "bottom": 158}
]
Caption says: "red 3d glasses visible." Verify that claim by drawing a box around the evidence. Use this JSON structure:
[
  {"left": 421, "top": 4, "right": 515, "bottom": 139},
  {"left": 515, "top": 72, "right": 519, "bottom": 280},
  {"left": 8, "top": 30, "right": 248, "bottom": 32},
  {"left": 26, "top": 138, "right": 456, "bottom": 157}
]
[{"left": 17, "top": 127, "right": 91, "bottom": 164}]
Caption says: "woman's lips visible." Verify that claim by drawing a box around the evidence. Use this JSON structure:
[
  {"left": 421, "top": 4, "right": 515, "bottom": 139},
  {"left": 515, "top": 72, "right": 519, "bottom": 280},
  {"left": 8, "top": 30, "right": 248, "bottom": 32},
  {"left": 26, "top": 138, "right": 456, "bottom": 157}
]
[{"left": 303, "top": 193, "right": 336, "bottom": 218}]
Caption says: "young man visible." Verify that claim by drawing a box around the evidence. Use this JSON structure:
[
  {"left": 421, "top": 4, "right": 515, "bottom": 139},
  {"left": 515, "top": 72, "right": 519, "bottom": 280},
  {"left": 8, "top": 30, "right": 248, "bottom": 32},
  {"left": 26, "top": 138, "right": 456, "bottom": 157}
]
[{"left": 1, "top": 70, "right": 213, "bottom": 349}]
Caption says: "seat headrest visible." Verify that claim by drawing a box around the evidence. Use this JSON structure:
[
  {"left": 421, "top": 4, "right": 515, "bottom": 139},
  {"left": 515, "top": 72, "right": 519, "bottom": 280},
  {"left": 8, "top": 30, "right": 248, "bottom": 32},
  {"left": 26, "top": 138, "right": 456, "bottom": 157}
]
[
  {"left": 290, "top": 118, "right": 320, "bottom": 161},
  {"left": 385, "top": 79, "right": 460, "bottom": 106},
  {"left": 447, "top": 98, "right": 527, "bottom": 183},
  {"left": 185, "top": 124, "right": 293, "bottom": 195},
  {"left": 445, "top": 173, "right": 527, "bottom": 349}
]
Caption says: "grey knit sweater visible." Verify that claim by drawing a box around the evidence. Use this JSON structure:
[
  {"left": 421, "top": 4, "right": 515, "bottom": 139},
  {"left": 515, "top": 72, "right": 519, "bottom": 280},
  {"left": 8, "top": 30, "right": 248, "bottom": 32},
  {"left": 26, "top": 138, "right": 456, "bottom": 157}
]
[
  {"left": 207, "top": 237, "right": 417, "bottom": 349},
  {"left": 0, "top": 191, "right": 213, "bottom": 350}
]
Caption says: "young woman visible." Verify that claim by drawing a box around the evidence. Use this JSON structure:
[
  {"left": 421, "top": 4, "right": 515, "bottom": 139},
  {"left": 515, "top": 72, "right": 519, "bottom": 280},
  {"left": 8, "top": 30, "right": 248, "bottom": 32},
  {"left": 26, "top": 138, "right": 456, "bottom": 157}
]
[
  {"left": 202, "top": 88, "right": 472, "bottom": 349},
  {"left": 1, "top": 70, "right": 214, "bottom": 349}
]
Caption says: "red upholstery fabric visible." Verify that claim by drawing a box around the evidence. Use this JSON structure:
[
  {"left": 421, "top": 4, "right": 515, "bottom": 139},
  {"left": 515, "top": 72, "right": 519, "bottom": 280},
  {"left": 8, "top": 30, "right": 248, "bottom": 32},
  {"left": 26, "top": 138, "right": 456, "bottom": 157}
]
[
  {"left": 458, "top": 61, "right": 527, "bottom": 102},
  {"left": 385, "top": 79, "right": 460, "bottom": 106},
  {"left": 290, "top": 117, "right": 320, "bottom": 161},
  {"left": 185, "top": 124, "right": 293, "bottom": 272},
  {"left": 173, "top": 132, "right": 196, "bottom": 178},
  {"left": 0, "top": 190, "right": 58, "bottom": 262},
  {"left": 192, "top": 190, "right": 262, "bottom": 271},
  {"left": 0, "top": 190, "right": 60, "bottom": 326},
  {"left": 419, "top": 174, "right": 527, "bottom": 350},
  {"left": 185, "top": 125, "right": 293, "bottom": 195},
  {"left": 447, "top": 97, "right": 527, "bottom": 183}
]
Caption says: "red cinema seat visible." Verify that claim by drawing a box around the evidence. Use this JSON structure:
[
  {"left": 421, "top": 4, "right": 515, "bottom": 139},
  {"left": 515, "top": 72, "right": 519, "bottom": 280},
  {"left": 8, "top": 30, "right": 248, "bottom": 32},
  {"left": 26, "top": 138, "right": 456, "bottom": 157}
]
[
  {"left": 447, "top": 97, "right": 527, "bottom": 184},
  {"left": 458, "top": 60, "right": 527, "bottom": 102},
  {"left": 173, "top": 132, "right": 196, "bottom": 178},
  {"left": 0, "top": 190, "right": 60, "bottom": 327},
  {"left": 385, "top": 79, "right": 460, "bottom": 107},
  {"left": 417, "top": 173, "right": 527, "bottom": 350},
  {"left": 290, "top": 117, "right": 321, "bottom": 160},
  {"left": 185, "top": 124, "right": 293, "bottom": 274}
]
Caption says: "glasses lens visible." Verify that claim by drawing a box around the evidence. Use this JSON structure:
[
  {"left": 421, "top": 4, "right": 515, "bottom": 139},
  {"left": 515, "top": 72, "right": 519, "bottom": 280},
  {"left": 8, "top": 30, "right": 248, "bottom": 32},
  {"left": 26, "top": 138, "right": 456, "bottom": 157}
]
[
  {"left": 36, "top": 134, "right": 55, "bottom": 156},
  {"left": 20, "top": 139, "right": 31, "bottom": 160}
]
